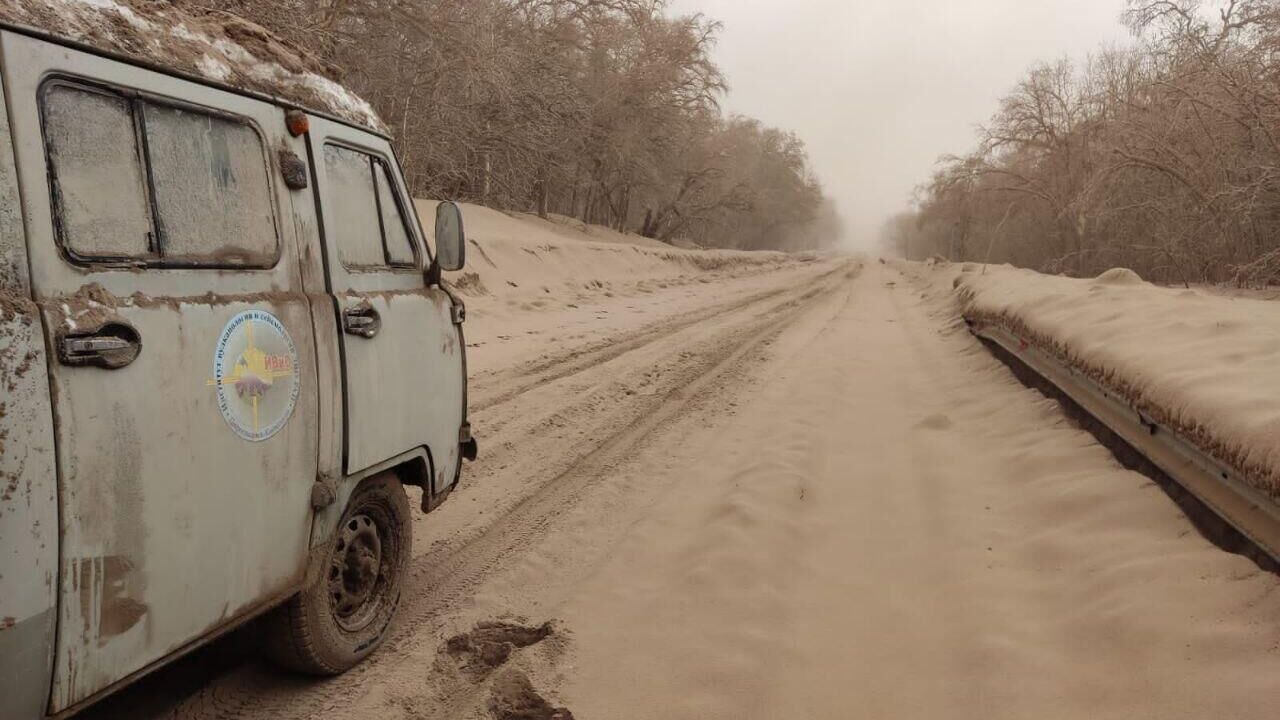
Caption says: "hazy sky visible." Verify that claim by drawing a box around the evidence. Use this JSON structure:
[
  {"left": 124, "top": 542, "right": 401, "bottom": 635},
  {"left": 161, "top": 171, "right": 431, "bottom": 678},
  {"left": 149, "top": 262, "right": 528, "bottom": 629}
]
[{"left": 668, "top": 0, "right": 1133, "bottom": 249}]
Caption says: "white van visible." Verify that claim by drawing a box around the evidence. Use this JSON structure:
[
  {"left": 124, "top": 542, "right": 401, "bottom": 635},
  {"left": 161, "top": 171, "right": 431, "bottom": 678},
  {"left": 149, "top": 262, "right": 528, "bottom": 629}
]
[{"left": 0, "top": 9, "right": 475, "bottom": 718}]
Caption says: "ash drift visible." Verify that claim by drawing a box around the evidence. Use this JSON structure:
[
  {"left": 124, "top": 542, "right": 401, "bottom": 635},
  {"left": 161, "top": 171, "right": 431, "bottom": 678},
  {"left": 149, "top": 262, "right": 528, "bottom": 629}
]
[{"left": 956, "top": 266, "right": 1280, "bottom": 508}]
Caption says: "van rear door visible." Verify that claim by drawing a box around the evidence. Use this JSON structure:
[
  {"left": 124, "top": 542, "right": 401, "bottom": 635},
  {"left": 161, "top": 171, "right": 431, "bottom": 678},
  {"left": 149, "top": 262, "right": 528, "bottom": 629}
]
[
  {"left": 0, "top": 47, "right": 59, "bottom": 720},
  {"left": 2, "top": 32, "right": 320, "bottom": 712},
  {"left": 304, "top": 117, "right": 466, "bottom": 493}
]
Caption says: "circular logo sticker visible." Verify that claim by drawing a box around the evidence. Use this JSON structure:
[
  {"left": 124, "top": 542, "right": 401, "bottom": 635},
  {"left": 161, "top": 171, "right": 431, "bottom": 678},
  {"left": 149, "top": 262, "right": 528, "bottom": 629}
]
[{"left": 207, "top": 310, "right": 300, "bottom": 442}]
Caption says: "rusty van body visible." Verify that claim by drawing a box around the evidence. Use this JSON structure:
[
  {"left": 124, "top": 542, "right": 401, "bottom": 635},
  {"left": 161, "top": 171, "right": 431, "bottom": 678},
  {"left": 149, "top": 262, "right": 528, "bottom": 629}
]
[{"left": 0, "top": 11, "right": 474, "bottom": 718}]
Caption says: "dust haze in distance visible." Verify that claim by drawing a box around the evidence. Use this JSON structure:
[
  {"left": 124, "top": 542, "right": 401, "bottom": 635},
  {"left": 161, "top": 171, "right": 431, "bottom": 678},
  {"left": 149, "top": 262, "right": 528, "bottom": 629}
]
[{"left": 669, "top": 0, "right": 1131, "bottom": 251}]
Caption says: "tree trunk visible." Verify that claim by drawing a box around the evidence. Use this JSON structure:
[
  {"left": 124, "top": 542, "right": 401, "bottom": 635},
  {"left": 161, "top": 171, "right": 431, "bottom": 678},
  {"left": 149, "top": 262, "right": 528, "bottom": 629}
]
[
  {"left": 534, "top": 177, "right": 549, "bottom": 219},
  {"left": 581, "top": 186, "right": 594, "bottom": 224},
  {"left": 481, "top": 151, "right": 492, "bottom": 205},
  {"left": 617, "top": 185, "right": 631, "bottom": 232},
  {"left": 641, "top": 208, "right": 656, "bottom": 238}
]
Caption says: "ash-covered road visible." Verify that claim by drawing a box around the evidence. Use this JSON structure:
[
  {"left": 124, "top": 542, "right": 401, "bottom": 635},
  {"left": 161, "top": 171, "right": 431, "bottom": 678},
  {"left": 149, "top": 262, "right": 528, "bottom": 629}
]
[{"left": 87, "top": 259, "right": 1280, "bottom": 720}]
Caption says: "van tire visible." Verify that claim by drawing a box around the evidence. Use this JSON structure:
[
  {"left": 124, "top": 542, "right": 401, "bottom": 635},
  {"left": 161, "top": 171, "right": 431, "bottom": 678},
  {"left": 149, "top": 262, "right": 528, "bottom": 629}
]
[{"left": 265, "top": 473, "right": 412, "bottom": 675}]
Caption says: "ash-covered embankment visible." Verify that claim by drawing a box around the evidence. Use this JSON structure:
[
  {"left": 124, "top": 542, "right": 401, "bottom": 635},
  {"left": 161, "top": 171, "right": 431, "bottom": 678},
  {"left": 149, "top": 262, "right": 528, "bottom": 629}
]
[{"left": 956, "top": 265, "right": 1280, "bottom": 504}]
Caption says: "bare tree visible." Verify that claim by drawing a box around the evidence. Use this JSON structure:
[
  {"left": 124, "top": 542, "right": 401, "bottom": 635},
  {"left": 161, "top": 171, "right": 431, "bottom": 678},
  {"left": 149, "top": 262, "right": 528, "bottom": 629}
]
[
  {"left": 888, "top": 0, "right": 1280, "bottom": 285},
  {"left": 203, "top": 0, "right": 833, "bottom": 250}
]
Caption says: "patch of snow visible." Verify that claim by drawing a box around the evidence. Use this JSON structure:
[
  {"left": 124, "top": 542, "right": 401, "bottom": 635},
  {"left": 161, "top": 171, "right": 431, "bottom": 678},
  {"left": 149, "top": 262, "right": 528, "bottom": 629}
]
[
  {"left": 66, "top": 0, "right": 152, "bottom": 31},
  {"left": 244, "top": 60, "right": 381, "bottom": 129},
  {"left": 4, "top": 0, "right": 387, "bottom": 132},
  {"left": 196, "top": 54, "right": 231, "bottom": 82},
  {"left": 295, "top": 73, "right": 381, "bottom": 129},
  {"left": 170, "top": 22, "right": 201, "bottom": 43},
  {"left": 210, "top": 37, "right": 256, "bottom": 67}
]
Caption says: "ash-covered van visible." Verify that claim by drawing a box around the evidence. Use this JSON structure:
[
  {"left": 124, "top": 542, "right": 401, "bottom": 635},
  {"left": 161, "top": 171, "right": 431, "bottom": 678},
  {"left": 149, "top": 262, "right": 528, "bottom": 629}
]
[{"left": 0, "top": 3, "right": 475, "bottom": 717}]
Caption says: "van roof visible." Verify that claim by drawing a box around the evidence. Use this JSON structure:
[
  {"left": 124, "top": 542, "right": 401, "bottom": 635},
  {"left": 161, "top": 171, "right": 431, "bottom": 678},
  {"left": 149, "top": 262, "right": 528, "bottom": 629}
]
[{"left": 0, "top": 0, "right": 387, "bottom": 135}]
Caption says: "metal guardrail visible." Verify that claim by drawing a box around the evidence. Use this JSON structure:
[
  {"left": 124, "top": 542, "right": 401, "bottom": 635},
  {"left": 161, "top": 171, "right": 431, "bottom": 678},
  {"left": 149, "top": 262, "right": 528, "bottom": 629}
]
[{"left": 968, "top": 319, "right": 1280, "bottom": 564}]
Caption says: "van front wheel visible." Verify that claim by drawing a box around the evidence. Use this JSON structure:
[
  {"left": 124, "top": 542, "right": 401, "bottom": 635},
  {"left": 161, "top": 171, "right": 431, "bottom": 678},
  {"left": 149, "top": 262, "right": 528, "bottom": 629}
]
[{"left": 266, "top": 473, "right": 412, "bottom": 675}]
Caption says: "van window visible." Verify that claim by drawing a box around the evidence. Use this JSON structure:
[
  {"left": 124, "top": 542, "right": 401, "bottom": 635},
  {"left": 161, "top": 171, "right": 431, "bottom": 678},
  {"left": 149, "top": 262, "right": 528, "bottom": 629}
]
[
  {"left": 323, "top": 143, "right": 417, "bottom": 269},
  {"left": 44, "top": 84, "right": 154, "bottom": 259},
  {"left": 40, "top": 80, "right": 278, "bottom": 267},
  {"left": 143, "top": 104, "right": 277, "bottom": 265},
  {"left": 324, "top": 144, "right": 384, "bottom": 267},
  {"left": 376, "top": 163, "right": 415, "bottom": 266}
]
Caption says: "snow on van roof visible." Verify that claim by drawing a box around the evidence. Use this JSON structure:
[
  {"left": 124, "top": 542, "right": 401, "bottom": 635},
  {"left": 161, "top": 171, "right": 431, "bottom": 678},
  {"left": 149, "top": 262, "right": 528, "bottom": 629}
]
[{"left": 0, "top": 0, "right": 386, "bottom": 132}]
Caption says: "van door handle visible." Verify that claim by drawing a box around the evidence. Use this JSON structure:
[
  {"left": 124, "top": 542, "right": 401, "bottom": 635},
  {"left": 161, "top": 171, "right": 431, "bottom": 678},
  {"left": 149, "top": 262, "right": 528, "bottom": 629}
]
[
  {"left": 342, "top": 305, "right": 381, "bottom": 338},
  {"left": 58, "top": 324, "right": 141, "bottom": 369}
]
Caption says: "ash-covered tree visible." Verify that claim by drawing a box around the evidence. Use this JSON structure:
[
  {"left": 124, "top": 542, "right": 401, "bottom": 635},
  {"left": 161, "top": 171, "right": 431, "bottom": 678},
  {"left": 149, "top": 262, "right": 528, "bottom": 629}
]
[
  {"left": 888, "top": 0, "right": 1280, "bottom": 285},
  {"left": 206, "top": 0, "right": 836, "bottom": 251}
]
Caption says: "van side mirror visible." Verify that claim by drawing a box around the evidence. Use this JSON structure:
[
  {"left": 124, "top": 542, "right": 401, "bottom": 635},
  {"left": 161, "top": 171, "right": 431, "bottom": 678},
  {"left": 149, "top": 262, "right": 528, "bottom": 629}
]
[{"left": 435, "top": 201, "right": 465, "bottom": 272}]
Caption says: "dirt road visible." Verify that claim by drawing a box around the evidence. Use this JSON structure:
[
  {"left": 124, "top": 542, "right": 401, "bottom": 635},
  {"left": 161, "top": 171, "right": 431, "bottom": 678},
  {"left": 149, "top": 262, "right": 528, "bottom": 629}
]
[{"left": 89, "top": 258, "right": 1280, "bottom": 719}]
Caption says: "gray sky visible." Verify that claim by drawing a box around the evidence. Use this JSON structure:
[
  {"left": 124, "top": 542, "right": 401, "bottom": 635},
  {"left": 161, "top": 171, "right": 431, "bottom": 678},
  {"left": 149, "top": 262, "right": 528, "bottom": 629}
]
[{"left": 668, "top": 0, "right": 1133, "bottom": 249}]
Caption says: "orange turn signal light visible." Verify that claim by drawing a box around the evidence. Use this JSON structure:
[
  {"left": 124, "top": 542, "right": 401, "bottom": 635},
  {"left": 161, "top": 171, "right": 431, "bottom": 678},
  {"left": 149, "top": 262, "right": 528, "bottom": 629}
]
[{"left": 285, "top": 110, "right": 309, "bottom": 137}]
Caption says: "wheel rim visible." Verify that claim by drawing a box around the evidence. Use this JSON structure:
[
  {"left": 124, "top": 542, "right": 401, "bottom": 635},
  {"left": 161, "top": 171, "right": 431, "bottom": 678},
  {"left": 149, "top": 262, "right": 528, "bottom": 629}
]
[{"left": 328, "top": 513, "right": 385, "bottom": 631}]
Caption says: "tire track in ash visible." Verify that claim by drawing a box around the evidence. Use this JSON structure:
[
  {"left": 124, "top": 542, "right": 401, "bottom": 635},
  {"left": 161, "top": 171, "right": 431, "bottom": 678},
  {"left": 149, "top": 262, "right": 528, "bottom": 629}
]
[
  {"left": 90, "top": 260, "right": 860, "bottom": 720},
  {"left": 465, "top": 262, "right": 852, "bottom": 457},
  {"left": 468, "top": 261, "right": 848, "bottom": 413},
  {"left": 414, "top": 266, "right": 866, "bottom": 720}
]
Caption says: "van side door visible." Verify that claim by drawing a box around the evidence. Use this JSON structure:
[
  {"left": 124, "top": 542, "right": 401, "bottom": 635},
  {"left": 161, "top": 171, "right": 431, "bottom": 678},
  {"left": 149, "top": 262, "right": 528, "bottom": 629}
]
[
  {"left": 304, "top": 117, "right": 466, "bottom": 494},
  {"left": 2, "top": 33, "right": 321, "bottom": 713}
]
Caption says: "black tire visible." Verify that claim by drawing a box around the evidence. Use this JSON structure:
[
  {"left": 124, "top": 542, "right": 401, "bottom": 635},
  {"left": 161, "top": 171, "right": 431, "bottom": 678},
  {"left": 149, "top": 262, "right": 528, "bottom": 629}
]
[{"left": 265, "top": 473, "right": 411, "bottom": 675}]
